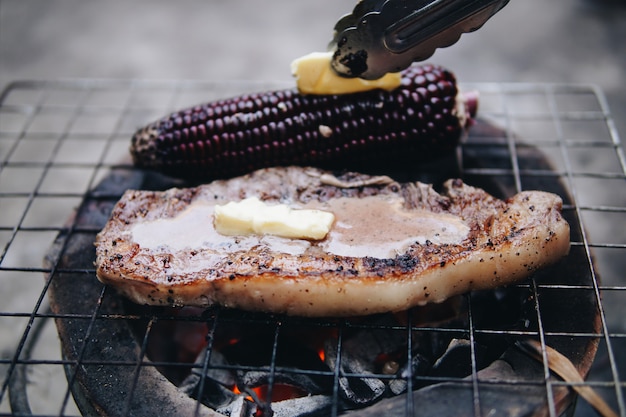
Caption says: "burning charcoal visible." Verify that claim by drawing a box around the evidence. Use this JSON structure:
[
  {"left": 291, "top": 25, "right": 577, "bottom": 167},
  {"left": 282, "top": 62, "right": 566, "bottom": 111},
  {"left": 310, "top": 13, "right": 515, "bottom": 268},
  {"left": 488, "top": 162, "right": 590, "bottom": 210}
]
[
  {"left": 324, "top": 339, "right": 386, "bottom": 406},
  {"left": 324, "top": 315, "right": 409, "bottom": 379},
  {"left": 268, "top": 395, "right": 334, "bottom": 417},
  {"left": 387, "top": 352, "right": 431, "bottom": 396},
  {"left": 179, "top": 349, "right": 237, "bottom": 409},
  {"left": 321, "top": 313, "right": 455, "bottom": 406},
  {"left": 222, "top": 335, "right": 330, "bottom": 382},
  {"left": 237, "top": 371, "right": 325, "bottom": 398},
  {"left": 216, "top": 395, "right": 253, "bottom": 417},
  {"left": 341, "top": 316, "right": 409, "bottom": 365},
  {"left": 218, "top": 394, "right": 335, "bottom": 417},
  {"left": 181, "top": 378, "right": 237, "bottom": 411}
]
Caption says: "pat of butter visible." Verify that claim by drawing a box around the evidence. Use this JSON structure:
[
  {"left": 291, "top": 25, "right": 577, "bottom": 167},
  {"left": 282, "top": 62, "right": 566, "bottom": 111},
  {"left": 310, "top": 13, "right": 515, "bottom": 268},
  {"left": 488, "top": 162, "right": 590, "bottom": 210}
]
[
  {"left": 291, "top": 51, "right": 401, "bottom": 95},
  {"left": 214, "top": 197, "right": 335, "bottom": 240}
]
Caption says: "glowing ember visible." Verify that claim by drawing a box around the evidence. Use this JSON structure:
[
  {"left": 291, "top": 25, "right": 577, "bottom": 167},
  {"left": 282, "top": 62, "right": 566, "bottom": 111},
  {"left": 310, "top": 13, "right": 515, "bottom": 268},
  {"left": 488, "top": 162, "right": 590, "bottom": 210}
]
[{"left": 233, "top": 383, "right": 308, "bottom": 403}]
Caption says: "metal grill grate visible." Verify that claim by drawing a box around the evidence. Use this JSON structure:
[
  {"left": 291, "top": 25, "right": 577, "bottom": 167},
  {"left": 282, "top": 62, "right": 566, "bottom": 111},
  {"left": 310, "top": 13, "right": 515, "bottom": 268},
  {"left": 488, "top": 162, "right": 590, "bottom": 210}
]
[{"left": 0, "top": 80, "right": 624, "bottom": 417}]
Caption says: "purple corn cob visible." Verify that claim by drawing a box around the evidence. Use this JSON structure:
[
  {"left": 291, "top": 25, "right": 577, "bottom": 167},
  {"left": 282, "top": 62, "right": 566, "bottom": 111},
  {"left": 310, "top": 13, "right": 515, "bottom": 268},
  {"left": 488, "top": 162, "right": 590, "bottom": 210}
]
[{"left": 131, "top": 64, "right": 478, "bottom": 180}]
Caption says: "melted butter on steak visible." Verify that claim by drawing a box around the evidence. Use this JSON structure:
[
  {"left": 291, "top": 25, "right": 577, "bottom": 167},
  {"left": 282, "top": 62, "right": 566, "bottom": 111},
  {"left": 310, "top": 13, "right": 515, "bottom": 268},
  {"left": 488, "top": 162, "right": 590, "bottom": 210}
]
[
  {"left": 130, "top": 195, "right": 469, "bottom": 260},
  {"left": 317, "top": 196, "right": 469, "bottom": 258},
  {"left": 130, "top": 201, "right": 311, "bottom": 256}
]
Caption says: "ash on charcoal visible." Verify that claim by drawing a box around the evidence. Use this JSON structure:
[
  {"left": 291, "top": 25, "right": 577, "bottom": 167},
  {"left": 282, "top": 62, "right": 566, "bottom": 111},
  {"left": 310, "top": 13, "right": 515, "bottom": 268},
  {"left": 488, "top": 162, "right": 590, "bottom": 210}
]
[
  {"left": 387, "top": 352, "right": 431, "bottom": 395},
  {"left": 216, "top": 394, "right": 335, "bottom": 417},
  {"left": 264, "top": 395, "right": 334, "bottom": 417},
  {"left": 180, "top": 349, "right": 237, "bottom": 409},
  {"left": 322, "top": 314, "right": 443, "bottom": 406},
  {"left": 323, "top": 338, "right": 385, "bottom": 405},
  {"left": 236, "top": 371, "right": 324, "bottom": 397},
  {"left": 216, "top": 395, "right": 252, "bottom": 417}
]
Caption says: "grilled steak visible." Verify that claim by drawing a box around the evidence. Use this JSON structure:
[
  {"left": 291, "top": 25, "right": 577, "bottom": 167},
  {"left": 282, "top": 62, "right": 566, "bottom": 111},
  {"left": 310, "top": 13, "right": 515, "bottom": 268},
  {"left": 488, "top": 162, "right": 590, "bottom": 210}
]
[{"left": 95, "top": 166, "right": 570, "bottom": 317}]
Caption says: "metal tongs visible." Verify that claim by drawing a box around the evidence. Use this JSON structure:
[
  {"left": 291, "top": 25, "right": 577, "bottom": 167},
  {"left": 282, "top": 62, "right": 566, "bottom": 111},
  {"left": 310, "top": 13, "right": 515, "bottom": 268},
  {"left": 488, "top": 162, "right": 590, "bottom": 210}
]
[{"left": 330, "top": 0, "right": 510, "bottom": 79}]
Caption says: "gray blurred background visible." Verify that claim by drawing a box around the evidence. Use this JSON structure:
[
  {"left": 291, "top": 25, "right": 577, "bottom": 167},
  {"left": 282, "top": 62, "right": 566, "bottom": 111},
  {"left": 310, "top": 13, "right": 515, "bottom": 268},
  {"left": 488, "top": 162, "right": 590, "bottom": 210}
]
[
  {"left": 1, "top": 0, "right": 625, "bottom": 138},
  {"left": 1, "top": 0, "right": 625, "bottom": 416},
  {"left": 1, "top": 0, "right": 625, "bottom": 145}
]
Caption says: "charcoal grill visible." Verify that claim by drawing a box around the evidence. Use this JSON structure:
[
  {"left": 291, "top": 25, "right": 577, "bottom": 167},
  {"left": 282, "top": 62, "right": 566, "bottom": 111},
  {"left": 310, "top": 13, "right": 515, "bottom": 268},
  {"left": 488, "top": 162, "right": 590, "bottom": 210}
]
[{"left": 0, "top": 79, "right": 624, "bottom": 417}]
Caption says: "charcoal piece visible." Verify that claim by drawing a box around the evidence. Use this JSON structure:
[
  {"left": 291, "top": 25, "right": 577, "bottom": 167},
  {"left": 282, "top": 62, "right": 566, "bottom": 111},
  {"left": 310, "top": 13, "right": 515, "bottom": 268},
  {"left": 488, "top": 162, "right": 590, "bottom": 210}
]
[
  {"left": 339, "top": 374, "right": 386, "bottom": 407},
  {"left": 430, "top": 338, "right": 489, "bottom": 378},
  {"left": 236, "top": 371, "right": 325, "bottom": 397},
  {"left": 321, "top": 314, "right": 455, "bottom": 406},
  {"left": 387, "top": 352, "right": 431, "bottom": 395},
  {"left": 220, "top": 334, "right": 330, "bottom": 388},
  {"left": 326, "top": 315, "right": 410, "bottom": 374},
  {"left": 324, "top": 340, "right": 386, "bottom": 406},
  {"left": 215, "top": 395, "right": 253, "bottom": 417},
  {"left": 341, "top": 320, "right": 409, "bottom": 365},
  {"left": 342, "top": 352, "right": 554, "bottom": 417},
  {"left": 180, "top": 378, "right": 236, "bottom": 411},
  {"left": 179, "top": 349, "right": 237, "bottom": 409},
  {"left": 268, "top": 395, "right": 334, "bottom": 417}
]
